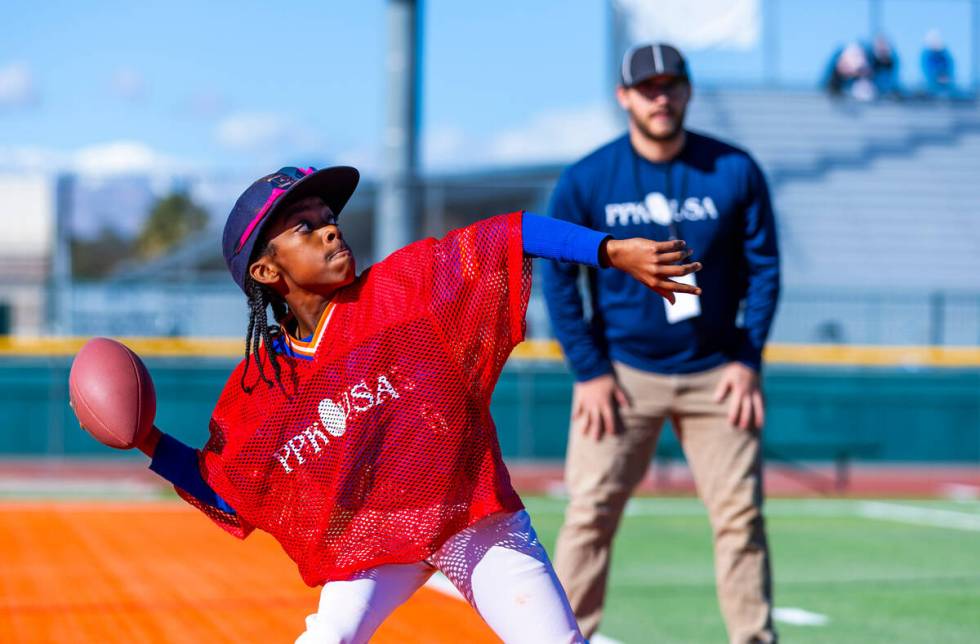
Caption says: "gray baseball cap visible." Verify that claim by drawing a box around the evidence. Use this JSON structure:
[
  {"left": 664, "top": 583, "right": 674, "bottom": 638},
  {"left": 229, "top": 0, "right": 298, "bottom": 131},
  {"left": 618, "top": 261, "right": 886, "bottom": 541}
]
[{"left": 621, "top": 43, "right": 689, "bottom": 87}]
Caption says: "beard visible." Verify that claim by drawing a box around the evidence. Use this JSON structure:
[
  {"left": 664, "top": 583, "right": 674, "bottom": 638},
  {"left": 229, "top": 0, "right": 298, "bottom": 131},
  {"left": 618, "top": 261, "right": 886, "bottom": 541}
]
[{"left": 630, "top": 105, "right": 686, "bottom": 143}]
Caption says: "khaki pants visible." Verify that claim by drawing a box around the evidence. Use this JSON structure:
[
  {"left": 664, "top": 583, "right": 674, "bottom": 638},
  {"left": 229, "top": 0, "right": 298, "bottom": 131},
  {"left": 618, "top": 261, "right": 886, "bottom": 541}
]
[{"left": 554, "top": 362, "right": 776, "bottom": 644}]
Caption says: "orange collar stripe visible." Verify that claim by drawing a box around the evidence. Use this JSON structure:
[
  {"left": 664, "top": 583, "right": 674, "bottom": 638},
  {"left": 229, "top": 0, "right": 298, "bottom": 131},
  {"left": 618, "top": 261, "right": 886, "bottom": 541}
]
[{"left": 282, "top": 302, "right": 336, "bottom": 355}]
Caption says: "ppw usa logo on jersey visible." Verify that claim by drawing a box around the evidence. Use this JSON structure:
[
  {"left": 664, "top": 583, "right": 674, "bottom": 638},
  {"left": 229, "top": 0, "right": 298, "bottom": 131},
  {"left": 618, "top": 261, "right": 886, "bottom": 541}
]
[{"left": 273, "top": 373, "right": 401, "bottom": 474}]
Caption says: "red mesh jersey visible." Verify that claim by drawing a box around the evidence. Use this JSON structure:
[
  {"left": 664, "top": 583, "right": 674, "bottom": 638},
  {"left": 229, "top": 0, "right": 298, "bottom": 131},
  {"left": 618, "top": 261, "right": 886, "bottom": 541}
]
[{"left": 180, "top": 212, "right": 531, "bottom": 586}]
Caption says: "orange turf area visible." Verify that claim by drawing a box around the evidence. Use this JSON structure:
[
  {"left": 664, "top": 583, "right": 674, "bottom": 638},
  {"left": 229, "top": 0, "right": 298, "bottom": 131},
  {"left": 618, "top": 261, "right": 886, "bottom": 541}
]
[{"left": 0, "top": 501, "right": 499, "bottom": 643}]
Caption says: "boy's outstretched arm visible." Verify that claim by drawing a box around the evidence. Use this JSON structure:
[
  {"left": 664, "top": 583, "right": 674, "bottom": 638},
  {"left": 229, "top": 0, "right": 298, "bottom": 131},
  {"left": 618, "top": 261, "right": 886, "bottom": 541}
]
[
  {"left": 522, "top": 212, "right": 702, "bottom": 302},
  {"left": 138, "top": 426, "right": 237, "bottom": 515}
]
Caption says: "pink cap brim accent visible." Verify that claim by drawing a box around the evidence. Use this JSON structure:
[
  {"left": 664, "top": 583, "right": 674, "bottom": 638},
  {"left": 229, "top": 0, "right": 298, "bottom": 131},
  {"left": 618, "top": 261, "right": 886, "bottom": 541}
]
[{"left": 235, "top": 167, "right": 316, "bottom": 253}]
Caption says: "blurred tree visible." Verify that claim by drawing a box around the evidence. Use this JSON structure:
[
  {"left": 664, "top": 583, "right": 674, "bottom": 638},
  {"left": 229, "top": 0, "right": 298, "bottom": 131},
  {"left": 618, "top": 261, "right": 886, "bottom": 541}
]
[
  {"left": 136, "top": 192, "right": 209, "bottom": 260},
  {"left": 71, "top": 227, "right": 134, "bottom": 278}
]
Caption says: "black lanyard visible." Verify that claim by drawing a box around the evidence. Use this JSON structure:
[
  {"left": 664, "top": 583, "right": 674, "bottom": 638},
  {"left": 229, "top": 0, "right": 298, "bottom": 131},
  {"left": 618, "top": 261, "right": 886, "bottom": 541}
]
[{"left": 631, "top": 145, "right": 687, "bottom": 241}]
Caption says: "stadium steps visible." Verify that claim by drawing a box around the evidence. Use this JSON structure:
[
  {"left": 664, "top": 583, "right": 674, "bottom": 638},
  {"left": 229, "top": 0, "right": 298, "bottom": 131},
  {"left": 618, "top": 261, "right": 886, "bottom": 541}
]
[
  {"left": 684, "top": 91, "right": 980, "bottom": 343},
  {"left": 685, "top": 91, "right": 980, "bottom": 291},
  {"left": 775, "top": 133, "right": 980, "bottom": 292},
  {"left": 687, "top": 90, "right": 980, "bottom": 185}
]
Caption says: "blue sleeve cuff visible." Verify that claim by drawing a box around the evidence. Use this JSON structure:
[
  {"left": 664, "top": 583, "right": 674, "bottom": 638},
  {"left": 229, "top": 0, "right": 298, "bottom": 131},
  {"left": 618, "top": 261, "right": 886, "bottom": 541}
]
[
  {"left": 522, "top": 212, "right": 610, "bottom": 267},
  {"left": 572, "top": 361, "right": 615, "bottom": 382},
  {"left": 731, "top": 331, "right": 764, "bottom": 372},
  {"left": 150, "top": 433, "right": 236, "bottom": 515},
  {"left": 734, "top": 352, "right": 762, "bottom": 373}
]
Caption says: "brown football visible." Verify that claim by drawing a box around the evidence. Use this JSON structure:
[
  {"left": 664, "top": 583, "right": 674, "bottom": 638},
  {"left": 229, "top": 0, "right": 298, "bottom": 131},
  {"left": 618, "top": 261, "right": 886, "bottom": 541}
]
[{"left": 68, "top": 337, "right": 156, "bottom": 450}]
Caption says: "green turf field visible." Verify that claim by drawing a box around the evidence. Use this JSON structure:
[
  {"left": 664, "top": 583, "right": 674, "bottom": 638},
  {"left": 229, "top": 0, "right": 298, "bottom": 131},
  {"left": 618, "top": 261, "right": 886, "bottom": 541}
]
[{"left": 524, "top": 497, "right": 980, "bottom": 644}]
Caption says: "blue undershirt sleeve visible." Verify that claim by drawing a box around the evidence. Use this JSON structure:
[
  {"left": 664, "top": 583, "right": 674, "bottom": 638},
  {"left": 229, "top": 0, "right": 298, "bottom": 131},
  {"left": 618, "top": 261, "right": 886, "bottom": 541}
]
[
  {"left": 521, "top": 212, "right": 610, "bottom": 267},
  {"left": 149, "top": 433, "right": 237, "bottom": 515}
]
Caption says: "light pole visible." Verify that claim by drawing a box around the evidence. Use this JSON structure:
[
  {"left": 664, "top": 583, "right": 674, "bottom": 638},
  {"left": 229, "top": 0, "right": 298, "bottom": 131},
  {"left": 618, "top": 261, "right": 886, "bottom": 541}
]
[{"left": 375, "top": 0, "right": 422, "bottom": 262}]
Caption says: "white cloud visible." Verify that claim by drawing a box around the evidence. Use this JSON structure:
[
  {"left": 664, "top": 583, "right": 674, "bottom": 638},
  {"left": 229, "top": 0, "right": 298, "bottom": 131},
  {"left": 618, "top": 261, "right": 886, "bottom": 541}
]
[
  {"left": 215, "top": 113, "right": 285, "bottom": 149},
  {"left": 110, "top": 67, "right": 146, "bottom": 102},
  {"left": 337, "top": 126, "right": 469, "bottom": 178},
  {"left": 334, "top": 143, "right": 380, "bottom": 176},
  {"left": 487, "top": 105, "right": 620, "bottom": 165},
  {"left": 0, "top": 145, "right": 62, "bottom": 172},
  {"left": 0, "top": 62, "right": 38, "bottom": 108},
  {"left": 215, "top": 112, "right": 322, "bottom": 153},
  {"left": 423, "top": 105, "right": 620, "bottom": 171},
  {"left": 615, "top": 0, "right": 760, "bottom": 51},
  {"left": 347, "top": 105, "right": 618, "bottom": 177},
  {"left": 423, "top": 125, "right": 466, "bottom": 167},
  {"left": 0, "top": 141, "right": 191, "bottom": 179},
  {"left": 73, "top": 141, "right": 182, "bottom": 176}
]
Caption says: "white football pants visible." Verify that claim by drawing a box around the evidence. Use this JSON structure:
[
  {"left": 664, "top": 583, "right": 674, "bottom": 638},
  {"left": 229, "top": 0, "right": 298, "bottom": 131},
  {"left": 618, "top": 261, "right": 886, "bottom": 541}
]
[{"left": 295, "top": 510, "right": 584, "bottom": 643}]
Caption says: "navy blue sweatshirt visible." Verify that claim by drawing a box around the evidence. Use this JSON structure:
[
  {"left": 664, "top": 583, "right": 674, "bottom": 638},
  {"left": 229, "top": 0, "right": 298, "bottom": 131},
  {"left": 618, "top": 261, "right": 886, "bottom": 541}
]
[{"left": 542, "top": 131, "right": 780, "bottom": 381}]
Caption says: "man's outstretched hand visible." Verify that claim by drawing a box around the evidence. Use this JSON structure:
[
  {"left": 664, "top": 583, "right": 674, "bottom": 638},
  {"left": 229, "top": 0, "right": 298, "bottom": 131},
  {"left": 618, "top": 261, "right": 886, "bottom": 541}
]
[{"left": 602, "top": 238, "right": 702, "bottom": 303}]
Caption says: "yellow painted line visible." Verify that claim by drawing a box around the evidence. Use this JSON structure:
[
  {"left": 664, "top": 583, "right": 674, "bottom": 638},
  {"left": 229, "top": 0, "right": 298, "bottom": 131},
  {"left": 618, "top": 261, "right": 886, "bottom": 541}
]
[
  {"left": 1, "top": 336, "right": 979, "bottom": 368},
  {"left": 764, "top": 344, "right": 980, "bottom": 368},
  {"left": 514, "top": 341, "right": 980, "bottom": 368},
  {"left": 512, "top": 340, "right": 980, "bottom": 368},
  {"left": 0, "top": 336, "right": 243, "bottom": 358},
  {"left": 511, "top": 340, "right": 565, "bottom": 361}
]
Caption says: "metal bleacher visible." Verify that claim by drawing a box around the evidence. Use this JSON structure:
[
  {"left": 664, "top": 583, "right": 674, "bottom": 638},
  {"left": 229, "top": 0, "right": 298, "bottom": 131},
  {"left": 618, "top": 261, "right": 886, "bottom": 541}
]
[{"left": 685, "top": 90, "right": 980, "bottom": 345}]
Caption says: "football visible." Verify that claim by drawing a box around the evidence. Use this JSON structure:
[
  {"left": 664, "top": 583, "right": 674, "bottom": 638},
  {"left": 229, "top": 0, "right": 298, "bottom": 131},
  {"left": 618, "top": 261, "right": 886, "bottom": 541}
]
[{"left": 68, "top": 337, "right": 156, "bottom": 450}]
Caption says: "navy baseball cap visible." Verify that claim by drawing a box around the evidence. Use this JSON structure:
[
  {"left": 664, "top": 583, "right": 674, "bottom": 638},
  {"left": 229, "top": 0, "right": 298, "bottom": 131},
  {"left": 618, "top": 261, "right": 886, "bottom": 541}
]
[
  {"left": 621, "top": 43, "right": 689, "bottom": 87},
  {"left": 222, "top": 165, "right": 359, "bottom": 292}
]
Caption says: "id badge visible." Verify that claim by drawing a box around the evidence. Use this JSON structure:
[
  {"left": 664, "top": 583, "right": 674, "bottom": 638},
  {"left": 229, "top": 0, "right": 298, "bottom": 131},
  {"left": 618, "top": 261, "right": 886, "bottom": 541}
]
[{"left": 664, "top": 272, "right": 700, "bottom": 324}]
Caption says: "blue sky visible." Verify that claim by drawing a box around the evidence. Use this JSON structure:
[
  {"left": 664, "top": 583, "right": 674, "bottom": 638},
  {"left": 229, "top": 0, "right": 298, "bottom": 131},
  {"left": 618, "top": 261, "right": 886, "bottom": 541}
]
[
  {"left": 0, "top": 0, "right": 609, "bottom": 178},
  {"left": 1, "top": 0, "right": 974, "bottom": 181}
]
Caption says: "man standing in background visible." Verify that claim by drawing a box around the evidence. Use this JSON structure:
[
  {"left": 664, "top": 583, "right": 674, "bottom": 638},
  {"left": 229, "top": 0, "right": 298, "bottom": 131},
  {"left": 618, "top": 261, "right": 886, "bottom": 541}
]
[{"left": 543, "top": 44, "right": 780, "bottom": 643}]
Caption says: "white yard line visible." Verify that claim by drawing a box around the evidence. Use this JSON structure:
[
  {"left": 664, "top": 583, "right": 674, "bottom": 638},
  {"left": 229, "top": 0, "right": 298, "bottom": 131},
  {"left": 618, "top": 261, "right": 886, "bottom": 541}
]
[
  {"left": 590, "top": 634, "right": 625, "bottom": 644},
  {"left": 527, "top": 497, "right": 875, "bottom": 517},
  {"left": 857, "top": 501, "right": 980, "bottom": 532},
  {"left": 0, "top": 477, "right": 160, "bottom": 499},
  {"left": 527, "top": 497, "right": 980, "bottom": 529},
  {"left": 620, "top": 498, "right": 872, "bottom": 518},
  {"left": 773, "top": 607, "right": 830, "bottom": 626},
  {"left": 941, "top": 483, "right": 980, "bottom": 502}
]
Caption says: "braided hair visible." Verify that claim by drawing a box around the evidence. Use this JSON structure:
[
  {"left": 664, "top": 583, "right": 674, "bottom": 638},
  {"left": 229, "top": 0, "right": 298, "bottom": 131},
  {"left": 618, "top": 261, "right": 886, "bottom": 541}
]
[{"left": 240, "top": 241, "right": 291, "bottom": 393}]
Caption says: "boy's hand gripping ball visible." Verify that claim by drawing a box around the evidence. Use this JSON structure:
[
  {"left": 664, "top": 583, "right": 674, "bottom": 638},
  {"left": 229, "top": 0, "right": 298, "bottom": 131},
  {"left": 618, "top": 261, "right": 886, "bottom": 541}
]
[{"left": 69, "top": 338, "right": 156, "bottom": 450}]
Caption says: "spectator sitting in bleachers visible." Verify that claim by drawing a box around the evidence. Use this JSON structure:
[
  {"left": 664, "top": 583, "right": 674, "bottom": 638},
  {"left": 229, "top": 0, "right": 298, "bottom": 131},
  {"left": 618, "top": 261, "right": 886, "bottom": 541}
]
[
  {"left": 870, "top": 35, "right": 900, "bottom": 98},
  {"left": 921, "top": 29, "right": 954, "bottom": 97},
  {"left": 826, "top": 42, "right": 875, "bottom": 101}
]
